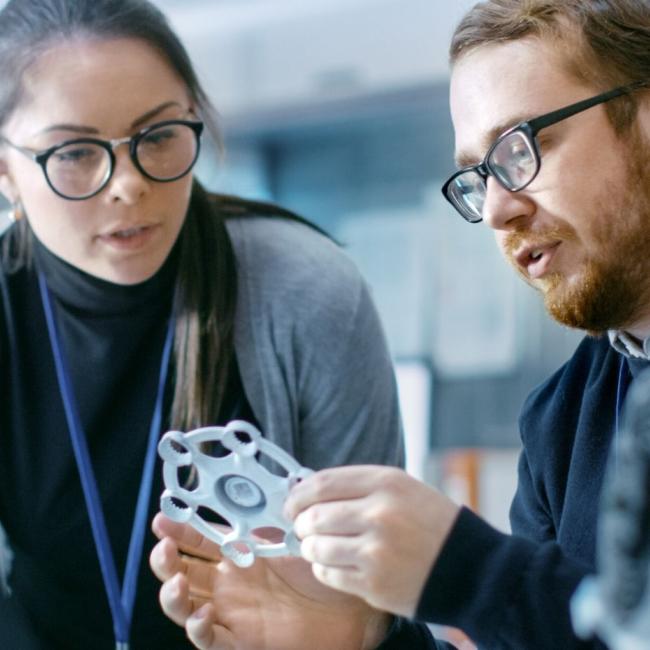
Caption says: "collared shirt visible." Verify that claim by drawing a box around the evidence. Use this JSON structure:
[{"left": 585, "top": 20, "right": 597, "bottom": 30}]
[{"left": 608, "top": 329, "right": 650, "bottom": 360}]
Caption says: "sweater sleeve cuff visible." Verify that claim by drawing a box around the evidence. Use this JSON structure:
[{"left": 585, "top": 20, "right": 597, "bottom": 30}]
[
  {"left": 375, "top": 615, "right": 450, "bottom": 650},
  {"left": 415, "top": 506, "right": 535, "bottom": 627}
]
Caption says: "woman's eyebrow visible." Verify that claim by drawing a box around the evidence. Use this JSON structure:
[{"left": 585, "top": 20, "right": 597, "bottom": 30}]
[
  {"left": 39, "top": 124, "right": 99, "bottom": 135},
  {"left": 130, "top": 101, "right": 184, "bottom": 128},
  {"left": 35, "top": 101, "right": 185, "bottom": 137}
]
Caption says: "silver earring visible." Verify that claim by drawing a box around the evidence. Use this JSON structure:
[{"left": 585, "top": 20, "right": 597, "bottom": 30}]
[{"left": 6, "top": 201, "right": 23, "bottom": 223}]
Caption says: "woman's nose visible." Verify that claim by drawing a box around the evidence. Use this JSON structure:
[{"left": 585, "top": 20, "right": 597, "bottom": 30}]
[{"left": 104, "top": 147, "right": 149, "bottom": 205}]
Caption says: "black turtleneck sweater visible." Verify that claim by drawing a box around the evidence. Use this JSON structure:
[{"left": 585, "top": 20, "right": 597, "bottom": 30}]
[{"left": 0, "top": 226, "right": 254, "bottom": 649}]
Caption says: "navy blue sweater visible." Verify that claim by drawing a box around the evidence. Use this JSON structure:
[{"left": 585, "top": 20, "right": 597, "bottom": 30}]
[{"left": 380, "top": 335, "right": 649, "bottom": 649}]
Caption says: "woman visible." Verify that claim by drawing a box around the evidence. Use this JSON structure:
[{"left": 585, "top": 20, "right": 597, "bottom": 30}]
[{"left": 0, "top": 1, "right": 403, "bottom": 648}]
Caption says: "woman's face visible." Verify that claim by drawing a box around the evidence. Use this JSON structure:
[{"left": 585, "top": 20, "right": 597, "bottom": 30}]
[{"left": 0, "top": 37, "right": 196, "bottom": 285}]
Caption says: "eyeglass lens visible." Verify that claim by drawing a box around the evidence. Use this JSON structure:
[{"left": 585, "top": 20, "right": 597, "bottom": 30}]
[
  {"left": 448, "top": 130, "right": 537, "bottom": 222},
  {"left": 447, "top": 171, "right": 486, "bottom": 223},
  {"left": 45, "top": 122, "right": 200, "bottom": 199},
  {"left": 45, "top": 143, "right": 111, "bottom": 199},
  {"left": 489, "top": 131, "right": 537, "bottom": 190},
  {"left": 135, "top": 122, "right": 199, "bottom": 181}
]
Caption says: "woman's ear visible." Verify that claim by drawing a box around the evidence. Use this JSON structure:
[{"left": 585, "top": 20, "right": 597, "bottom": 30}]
[
  {"left": 0, "top": 157, "right": 18, "bottom": 205},
  {"left": 0, "top": 158, "right": 24, "bottom": 221}
]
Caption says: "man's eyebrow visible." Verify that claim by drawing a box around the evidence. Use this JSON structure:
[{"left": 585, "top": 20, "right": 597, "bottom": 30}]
[
  {"left": 37, "top": 101, "right": 184, "bottom": 136},
  {"left": 454, "top": 115, "right": 529, "bottom": 168}
]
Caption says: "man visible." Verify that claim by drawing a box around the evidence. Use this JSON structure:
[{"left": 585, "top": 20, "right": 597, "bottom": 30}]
[{"left": 151, "top": 1, "right": 650, "bottom": 648}]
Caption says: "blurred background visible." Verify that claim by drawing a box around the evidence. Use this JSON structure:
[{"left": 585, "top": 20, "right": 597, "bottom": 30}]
[
  {"left": 149, "top": 0, "right": 583, "bottom": 532},
  {"left": 0, "top": 0, "right": 583, "bottom": 533}
]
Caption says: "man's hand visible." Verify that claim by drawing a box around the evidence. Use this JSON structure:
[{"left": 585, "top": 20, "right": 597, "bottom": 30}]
[
  {"left": 149, "top": 513, "right": 390, "bottom": 650},
  {"left": 284, "top": 465, "right": 461, "bottom": 618}
]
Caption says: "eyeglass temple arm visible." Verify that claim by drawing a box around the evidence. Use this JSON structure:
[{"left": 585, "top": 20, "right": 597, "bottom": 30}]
[
  {"left": 0, "top": 137, "right": 38, "bottom": 160},
  {"left": 529, "top": 81, "right": 648, "bottom": 133}
]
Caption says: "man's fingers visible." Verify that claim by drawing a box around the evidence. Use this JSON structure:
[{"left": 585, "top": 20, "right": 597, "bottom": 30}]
[
  {"left": 293, "top": 500, "right": 369, "bottom": 538},
  {"left": 300, "top": 534, "right": 362, "bottom": 568},
  {"left": 310, "top": 562, "right": 367, "bottom": 600},
  {"left": 285, "top": 466, "right": 399, "bottom": 520},
  {"left": 186, "top": 604, "right": 236, "bottom": 650},
  {"left": 152, "top": 512, "right": 224, "bottom": 561}
]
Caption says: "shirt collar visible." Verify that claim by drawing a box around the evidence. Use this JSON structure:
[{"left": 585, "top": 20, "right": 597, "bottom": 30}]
[{"left": 608, "top": 330, "right": 650, "bottom": 360}]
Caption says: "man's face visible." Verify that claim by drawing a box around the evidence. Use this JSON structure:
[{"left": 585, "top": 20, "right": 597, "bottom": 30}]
[{"left": 450, "top": 37, "right": 650, "bottom": 334}]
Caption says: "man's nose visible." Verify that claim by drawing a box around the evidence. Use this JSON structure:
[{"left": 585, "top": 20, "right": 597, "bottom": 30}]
[{"left": 481, "top": 176, "right": 534, "bottom": 231}]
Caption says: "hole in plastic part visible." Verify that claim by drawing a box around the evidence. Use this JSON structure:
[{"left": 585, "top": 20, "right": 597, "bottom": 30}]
[
  {"left": 288, "top": 472, "right": 307, "bottom": 488},
  {"left": 272, "top": 465, "right": 290, "bottom": 478},
  {"left": 225, "top": 541, "right": 255, "bottom": 567},
  {"left": 251, "top": 527, "right": 285, "bottom": 544},
  {"left": 233, "top": 430, "right": 253, "bottom": 444},
  {"left": 196, "top": 505, "right": 232, "bottom": 527},
  {"left": 177, "top": 465, "right": 199, "bottom": 490},
  {"left": 169, "top": 439, "right": 188, "bottom": 455},
  {"left": 260, "top": 459, "right": 290, "bottom": 479},
  {"left": 170, "top": 496, "right": 189, "bottom": 511},
  {"left": 200, "top": 440, "right": 231, "bottom": 458}
]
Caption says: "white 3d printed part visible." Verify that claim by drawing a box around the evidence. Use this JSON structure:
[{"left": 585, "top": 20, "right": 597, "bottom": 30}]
[{"left": 158, "top": 420, "right": 313, "bottom": 567}]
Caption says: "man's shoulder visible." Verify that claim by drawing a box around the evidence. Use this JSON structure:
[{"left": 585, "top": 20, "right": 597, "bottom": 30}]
[{"left": 520, "top": 335, "right": 620, "bottom": 439}]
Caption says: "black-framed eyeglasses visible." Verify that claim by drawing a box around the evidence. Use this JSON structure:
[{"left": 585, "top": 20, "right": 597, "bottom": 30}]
[
  {"left": 441, "top": 81, "right": 648, "bottom": 223},
  {"left": 1, "top": 119, "right": 204, "bottom": 200}
]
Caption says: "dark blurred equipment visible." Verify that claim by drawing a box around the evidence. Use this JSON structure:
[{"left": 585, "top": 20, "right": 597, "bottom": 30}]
[{"left": 572, "top": 367, "right": 650, "bottom": 649}]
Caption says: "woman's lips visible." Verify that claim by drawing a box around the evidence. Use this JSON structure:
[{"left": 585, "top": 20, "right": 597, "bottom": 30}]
[{"left": 97, "top": 224, "right": 159, "bottom": 250}]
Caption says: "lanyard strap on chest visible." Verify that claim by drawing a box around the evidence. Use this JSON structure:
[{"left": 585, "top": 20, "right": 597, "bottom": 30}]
[{"left": 38, "top": 271, "right": 174, "bottom": 647}]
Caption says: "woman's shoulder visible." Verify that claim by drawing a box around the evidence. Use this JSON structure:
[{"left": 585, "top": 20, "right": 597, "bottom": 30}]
[
  {"left": 210, "top": 194, "right": 369, "bottom": 323},
  {"left": 218, "top": 196, "right": 362, "bottom": 293}
]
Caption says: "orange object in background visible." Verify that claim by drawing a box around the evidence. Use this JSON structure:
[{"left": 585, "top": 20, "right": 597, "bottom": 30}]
[
  {"left": 440, "top": 448, "right": 481, "bottom": 512},
  {"left": 435, "top": 449, "right": 483, "bottom": 650}
]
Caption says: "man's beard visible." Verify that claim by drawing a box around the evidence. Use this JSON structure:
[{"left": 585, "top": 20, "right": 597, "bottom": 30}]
[{"left": 505, "top": 131, "right": 650, "bottom": 335}]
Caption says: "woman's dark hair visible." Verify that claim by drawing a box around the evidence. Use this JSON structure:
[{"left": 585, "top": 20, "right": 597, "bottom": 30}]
[{"left": 0, "top": 0, "right": 239, "bottom": 430}]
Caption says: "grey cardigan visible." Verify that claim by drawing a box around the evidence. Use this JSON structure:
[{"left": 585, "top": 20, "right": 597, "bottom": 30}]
[{"left": 228, "top": 215, "right": 405, "bottom": 471}]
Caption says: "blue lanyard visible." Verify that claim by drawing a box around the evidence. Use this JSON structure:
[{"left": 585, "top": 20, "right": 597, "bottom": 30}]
[{"left": 38, "top": 272, "right": 174, "bottom": 649}]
